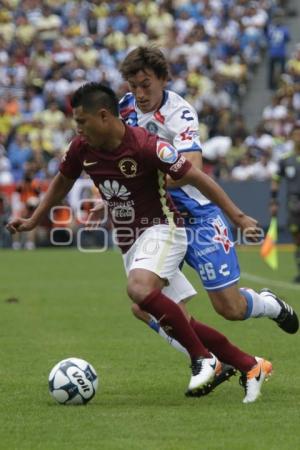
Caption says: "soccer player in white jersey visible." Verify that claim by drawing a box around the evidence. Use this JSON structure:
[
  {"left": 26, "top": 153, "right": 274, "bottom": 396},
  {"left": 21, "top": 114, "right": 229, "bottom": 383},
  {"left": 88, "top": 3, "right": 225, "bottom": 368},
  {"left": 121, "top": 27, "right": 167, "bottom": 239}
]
[{"left": 119, "top": 47, "right": 298, "bottom": 394}]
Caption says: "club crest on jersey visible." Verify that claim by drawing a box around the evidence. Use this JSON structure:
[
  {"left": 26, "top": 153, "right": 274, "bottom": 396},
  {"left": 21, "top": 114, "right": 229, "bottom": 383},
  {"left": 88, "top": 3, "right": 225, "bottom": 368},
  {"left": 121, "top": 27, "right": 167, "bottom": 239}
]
[
  {"left": 118, "top": 158, "right": 137, "bottom": 178},
  {"left": 156, "top": 141, "right": 178, "bottom": 164},
  {"left": 212, "top": 216, "right": 233, "bottom": 254},
  {"left": 99, "top": 180, "right": 131, "bottom": 200},
  {"left": 146, "top": 121, "right": 159, "bottom": 134}
]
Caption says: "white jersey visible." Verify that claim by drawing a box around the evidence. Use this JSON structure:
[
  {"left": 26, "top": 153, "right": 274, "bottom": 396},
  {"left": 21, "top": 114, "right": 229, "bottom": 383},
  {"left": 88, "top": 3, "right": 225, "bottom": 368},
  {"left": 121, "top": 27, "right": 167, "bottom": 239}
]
[{"left": 119, "top": 90, "right": 212, "bottom": 216}]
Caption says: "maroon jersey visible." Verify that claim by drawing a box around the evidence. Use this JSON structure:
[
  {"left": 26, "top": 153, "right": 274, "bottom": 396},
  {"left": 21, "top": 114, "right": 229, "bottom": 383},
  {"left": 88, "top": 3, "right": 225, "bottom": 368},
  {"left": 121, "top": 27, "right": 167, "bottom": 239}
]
[{"left": 60, "top": 124, "right": 191, "bottom": 252}]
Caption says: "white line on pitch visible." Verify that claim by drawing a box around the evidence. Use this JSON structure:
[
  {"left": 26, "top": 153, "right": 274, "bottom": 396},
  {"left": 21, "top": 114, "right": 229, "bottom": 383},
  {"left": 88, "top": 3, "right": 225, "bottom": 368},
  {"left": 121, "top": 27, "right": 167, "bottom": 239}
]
[{"left": 241, "top": 272, "right": 300, "bottom": 291}]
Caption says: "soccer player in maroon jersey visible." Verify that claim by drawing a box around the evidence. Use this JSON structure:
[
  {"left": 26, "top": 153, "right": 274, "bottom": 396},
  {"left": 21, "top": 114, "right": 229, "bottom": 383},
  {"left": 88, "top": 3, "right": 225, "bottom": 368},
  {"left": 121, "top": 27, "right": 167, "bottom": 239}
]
[{"left": 7, "top": 83, "right": 272, "bottom": 401}]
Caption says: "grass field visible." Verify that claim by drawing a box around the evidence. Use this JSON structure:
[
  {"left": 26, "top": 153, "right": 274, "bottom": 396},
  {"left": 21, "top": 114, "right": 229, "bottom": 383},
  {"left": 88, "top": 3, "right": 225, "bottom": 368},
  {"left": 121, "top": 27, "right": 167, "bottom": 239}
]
[{"left": 0, "top": 247, "right": 299, "bottom": 450}]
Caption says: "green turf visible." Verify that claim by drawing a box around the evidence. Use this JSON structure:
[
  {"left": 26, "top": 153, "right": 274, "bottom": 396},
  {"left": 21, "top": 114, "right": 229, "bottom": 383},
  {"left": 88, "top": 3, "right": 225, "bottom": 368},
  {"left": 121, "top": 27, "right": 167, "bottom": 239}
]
[{"left": 0, "top": 248, "right": 299, "bottom": 450}]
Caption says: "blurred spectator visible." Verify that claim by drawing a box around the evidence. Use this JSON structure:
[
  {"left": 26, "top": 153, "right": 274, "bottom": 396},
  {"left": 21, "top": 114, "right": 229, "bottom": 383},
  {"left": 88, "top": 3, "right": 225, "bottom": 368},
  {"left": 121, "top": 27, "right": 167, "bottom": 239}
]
[
  {"left": 225, "top": 135, "right": 248, "bottom": 169},
  {"left": 10, "top": 172, "right": 43, "bottom": 249},
  {"left": 251, "top": 151, "right": 278, "bottom": 181},
  {"left": 75, "top": 38, "right": 99, "bottom": 69},
  {"left": 203, "top": 135, "right": 232, "bottom": 162},
  {"left": 7, "top": 134, "right": 33, "bottom": 181},
  {"left": 146, "top": 4, "right": 174, "bottom": 38},
  {"left": 267, "top": 16, "right": 290, "bottom": 90},
  {"left": 35, "top": 4, "right": 62, "bottom": 49},
  {"left": 35, "top": 101, "right": 65, "bottom": 129},
  {"left": 127, "top": 21, "right": 148, "bottom": 48},
  {"left": 213, "top": 156, "right": 232, "bottom": 180},
  {"left": 14, "top": 14, "right": 36, "bottom": 45},
  {"left": 244, "top": 125, "right": 274, "bottom": 153},
  {"left": 0, "top": 104, "right": 14, "bottom": 136},
  {"left": 231, "top": 153, "right": 255, "bottom": 181},
  {"left": 0, "top": 145, "right": 13, "bottom": 185},
  {"left": 286, "top": 44, "right": 300, "bottom": 81},
  {"left": 0, "top": 193, "right": 12, "bottom": 247},
  {"left": 214, "top": 55, "right": 247, "bottom": 99},
  {"left": 0, "top": 8, "right": 15, "bottom": 45}
]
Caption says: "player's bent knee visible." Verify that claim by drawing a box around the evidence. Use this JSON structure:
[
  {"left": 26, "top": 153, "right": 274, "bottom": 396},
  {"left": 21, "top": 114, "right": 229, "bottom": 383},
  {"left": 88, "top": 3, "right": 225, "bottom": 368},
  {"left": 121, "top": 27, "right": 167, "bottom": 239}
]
[
  {"left": 127, "top": 270, "right": 163, "bottom": 303},
  {"left": 127, "top": 280, "right": 153, "bottom": 304}
]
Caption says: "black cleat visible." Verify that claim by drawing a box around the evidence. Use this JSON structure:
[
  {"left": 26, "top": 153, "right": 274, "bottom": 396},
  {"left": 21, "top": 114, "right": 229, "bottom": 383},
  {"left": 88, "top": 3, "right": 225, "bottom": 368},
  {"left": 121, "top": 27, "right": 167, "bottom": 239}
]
[
  {"left": 185, "top": 363, "right": 237, "bottom": 397},
  {"left": 260, "top": 288, "right": 299, "bottom": 334}
]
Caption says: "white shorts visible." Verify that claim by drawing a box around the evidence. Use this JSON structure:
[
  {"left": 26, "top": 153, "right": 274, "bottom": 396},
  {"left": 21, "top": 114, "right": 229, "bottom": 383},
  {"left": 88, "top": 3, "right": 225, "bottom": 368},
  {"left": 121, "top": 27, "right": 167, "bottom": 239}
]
[{"left": 123, "top": 224, "right": 197, "bottom": 304}]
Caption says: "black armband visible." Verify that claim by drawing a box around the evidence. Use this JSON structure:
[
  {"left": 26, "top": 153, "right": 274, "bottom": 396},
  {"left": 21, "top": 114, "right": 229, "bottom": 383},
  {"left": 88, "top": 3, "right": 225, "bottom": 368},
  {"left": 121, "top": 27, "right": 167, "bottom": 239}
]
[{"left": 271, "top": 190, "right": 278, "bottom": 200}]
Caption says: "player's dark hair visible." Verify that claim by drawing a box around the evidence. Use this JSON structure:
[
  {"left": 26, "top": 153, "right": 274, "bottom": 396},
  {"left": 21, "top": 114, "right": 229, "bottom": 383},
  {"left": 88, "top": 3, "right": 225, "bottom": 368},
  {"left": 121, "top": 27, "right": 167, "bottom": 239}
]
[
  {"left": 120, "top": 46, "right": 169, "bottom": 81},
  {"left": 71, "top": 82, "right": 119, "bottom": 116}
]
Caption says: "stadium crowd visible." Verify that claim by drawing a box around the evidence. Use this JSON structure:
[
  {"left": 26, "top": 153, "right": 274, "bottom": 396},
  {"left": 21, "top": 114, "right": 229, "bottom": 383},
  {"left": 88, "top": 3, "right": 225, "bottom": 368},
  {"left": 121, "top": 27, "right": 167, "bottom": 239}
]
[{"left": 0, "top": 0, "right": 298, "bottom": 248}]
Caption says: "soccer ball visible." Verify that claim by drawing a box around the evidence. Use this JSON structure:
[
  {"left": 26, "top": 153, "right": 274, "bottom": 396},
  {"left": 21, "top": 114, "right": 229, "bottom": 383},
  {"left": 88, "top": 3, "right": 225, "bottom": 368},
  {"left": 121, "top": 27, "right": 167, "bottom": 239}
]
[{"left": 48, "top": 357, "right": 98, "bottom": 405}]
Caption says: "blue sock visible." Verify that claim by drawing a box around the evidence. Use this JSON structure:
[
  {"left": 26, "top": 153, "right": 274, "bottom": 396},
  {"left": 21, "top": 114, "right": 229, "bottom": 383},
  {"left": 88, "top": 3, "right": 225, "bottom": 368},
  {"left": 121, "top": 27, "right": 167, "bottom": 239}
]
[
  {"left": 148, "top": 319, "right": 160, "bottom": 333},
  {"left": 240, "top": 288, "right": 253, "bottom": 319}
]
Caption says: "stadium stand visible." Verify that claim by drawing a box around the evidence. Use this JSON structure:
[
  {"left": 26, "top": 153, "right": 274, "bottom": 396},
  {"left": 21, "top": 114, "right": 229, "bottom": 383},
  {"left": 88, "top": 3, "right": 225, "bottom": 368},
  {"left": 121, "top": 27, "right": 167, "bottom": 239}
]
[{"left": 0, "top": 0, "right": 298, "bottom": 248}]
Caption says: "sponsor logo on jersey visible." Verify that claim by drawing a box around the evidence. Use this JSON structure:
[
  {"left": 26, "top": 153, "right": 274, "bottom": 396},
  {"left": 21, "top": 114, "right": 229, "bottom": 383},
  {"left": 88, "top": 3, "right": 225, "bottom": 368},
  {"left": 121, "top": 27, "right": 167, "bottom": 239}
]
[
  {"left": 180, "top": 109, "right": 194, "bottom": 121},
  {"left": 111, "top": 205, "right": 135, "bottom": 222},
  {"left": 212, "top": 216, "right": 234, "bottom": 254},
  {"left": 219, "top": 264, "right": 230, "bottom": 276},
  {"left": 118, "top": 158, "right": 137, "bottom": 178},
  {"left": 195, "top": 245, "right": 218, "bottom": 257},
  {"left": 146, "top": 121, "right": 159, "bottom": 134},
  {"left": 156, "top": 141, "right": 178, "bottom": 164},
  {"left": 170, "top": 155, "right": 186, "bottom": 173},
  {"left": 180, "top": 127, "right": 199, "bottom": 141},
  {"left": 99, "top": 180, "right": 131, "bottom": 200},
  {"left": 83, "top": 160, "right": 98, "bottom": 167}
]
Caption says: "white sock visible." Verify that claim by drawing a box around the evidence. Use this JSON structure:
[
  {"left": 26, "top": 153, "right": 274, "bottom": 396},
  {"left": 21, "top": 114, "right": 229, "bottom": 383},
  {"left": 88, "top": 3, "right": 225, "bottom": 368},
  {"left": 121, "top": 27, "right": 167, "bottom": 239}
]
[
  {"left": 241, "top": 288, "right": 281, "bottom": 319},
  {"left": 158, "top": 327, "right": 189, "bottom": 356},
  {"left": 149, "top": 318, "right": 188, "bottom": 356}
]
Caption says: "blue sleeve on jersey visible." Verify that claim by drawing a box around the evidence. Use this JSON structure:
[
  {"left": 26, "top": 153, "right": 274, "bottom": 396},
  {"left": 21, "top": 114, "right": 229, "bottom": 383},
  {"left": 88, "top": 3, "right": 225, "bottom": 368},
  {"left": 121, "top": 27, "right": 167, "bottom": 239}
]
[
  {"left": 119, "top": 93, "right": 138, "bottom": 126},
  {"left": 119, "top": 92, "right": 134, "bottom": 109}
]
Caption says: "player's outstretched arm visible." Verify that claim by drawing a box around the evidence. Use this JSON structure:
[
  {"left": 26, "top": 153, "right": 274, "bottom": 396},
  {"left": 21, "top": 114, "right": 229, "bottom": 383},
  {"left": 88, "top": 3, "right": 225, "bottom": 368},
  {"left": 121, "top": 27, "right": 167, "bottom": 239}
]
[
  {"left": 7, "top": 172, "right": 75, "bottom": 234},
  {"left": 180, "top": 166, "right": 260, "bottom": 239},
  {"left": 167, "top": 151, "right": 203, "bottom": 188}
]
